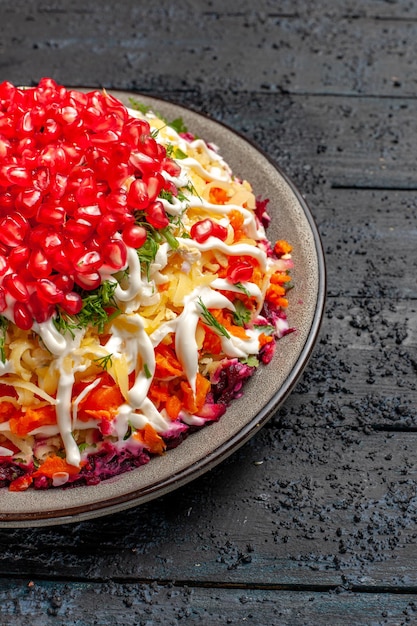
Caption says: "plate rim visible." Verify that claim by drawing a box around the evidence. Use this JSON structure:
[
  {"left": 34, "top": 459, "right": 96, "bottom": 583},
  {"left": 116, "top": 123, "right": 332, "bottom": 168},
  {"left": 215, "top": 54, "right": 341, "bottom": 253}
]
[{"left": 0, "top": 89, "right": 326, "bottom": 527}]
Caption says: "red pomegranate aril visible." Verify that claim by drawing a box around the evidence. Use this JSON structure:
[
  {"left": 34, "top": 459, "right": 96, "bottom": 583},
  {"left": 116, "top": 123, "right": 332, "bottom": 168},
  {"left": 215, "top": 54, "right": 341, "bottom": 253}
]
[
  {"left": 0, "top": 191, "right": 14, "bottom": 213},
  {"left": 63, "top": 238, "right": 86, "bottom": 262},
  {"left": 37, "top": 203, "right": 66, "bottom": 226},
  {"left": 96, "top": 213, "right": 119, "bottom": 238},
  {"left": 0, "top": 287, "right": 6, "bottom": 312},
  {"left": 49, "top": 173, "right": 68, "bottom": 200},
  {"left": 162, "top": 158, "right": 182, "bottom": 177},
  {"left": 5, "top": 166, "right": 32, "bottom": 187},
  {"left": 3, "top": 273, "right": 30, "bottom": 302},
  {"left": 0, "top": 255, "right": 9, "bottom": 276},
  {"left": 50, "top": 249, "right": 73, "bottom": 273},
  {"left": 28, "top": 249, "right": 52, "bottom": 279},
  {"left": 36, "top": 279, "right": 64, "bottom": 304},
  {"left": 52, "top": 274, "right": 74, "bottom": 293},
  {"left": 9, "top": 245, "right": 30, "bottom": 272},
  {"left": 144, "top": 173, "right": 164, "bottom": 203},
  {"left": 74, "top": 250, "right": 102, "bottom": 274},
  {"left": 127, "top": 178, "right": 149, "bottom": 209},
  {"left": 65, "top": 218, "right": 95, "bottom": 242},
  {"left": 73, "top": 204, "right": 101, "bottom": 225},
  {"left": 60, "top": 291, "right": 83, "bottom": 315},
  {"left": 28, "top": 292, "right": 55, "bottom": 323},
  {"left": 0, "top": 214, "right": 29, "bottom": 247},
  {"left": 140, "top": 137, "right": 159, "bottom": 159},
  {"left": 58, "top": 106, "right": 78, "bottom": 125},
  {"left": 74, "top": 271, "right": 101, "bottom": 291},
  {"left": 0, "top": 138, "right": 12, "bottom": 158},
  {"left": 227, "top": 260, "right": 254, "bottom": 283},
  {"left": 145, "top": 201, "right": 169, "bottom": 229},
  {"left": 122, "top": 224, "right": 147, "bottom": 249},
  {"left": 129, "top": 150, "right": 157, "bottom": 176},
  {"left": 33, "top": 166, "right": 51, "bottom": 192},
  {"left": 102, "top": 239, "right": 127, "bottom": 269},
  {"left": 75, "top": 178, "right": 97, "bottom": 206},
  {"left": 15, "top": 188, "right": 43, "bottom": 216},
  {"left": 13, "top": 302, "right": 33, "bottom": 330}
]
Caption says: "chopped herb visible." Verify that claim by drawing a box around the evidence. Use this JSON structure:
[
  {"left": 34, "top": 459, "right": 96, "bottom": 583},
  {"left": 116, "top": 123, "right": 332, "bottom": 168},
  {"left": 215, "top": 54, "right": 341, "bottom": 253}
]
[
  {"left": 123, "top": 424, "right": 133, "bottom": 441},
  {"left": 159, "top": 189, "right": 174, "bottom": 203},
  {"left": 173, "top": 147, "right": 188, "bottom": 160},
  {"left": 143, "top": 363, "right": 152, "bottom": 379},
  {"left": 78, "top": 442, "right": 93, "bottom": 452},
  {"left": 234, "top": 282, "right": 251, "bottom": 297},
  {"left": 137, "top": 235, "right": 159, "bottom": 278},
  {"left": 254, "top": 324, "right": 275, "bottom": 335},
  {"left": 162, "top": 226, "right": 179, "bottom": 250},
  {"left": 128, "top": 98, "right": 151, "bottom": 115},
  {"left": 169, "top": 117, "right": 188, "bottom": 134},
  {"left": 0, "top": 315, "right": 8, "bottom": 363},
  {"left": 241, "top": 355, "right": 259, "bottom": 367},
  {"left": 54, "top": 280, "right": 121, "bottom": 337},
  {"left": 94, "top": 353, "right": 113, "bottom": 371},
  {"left": 197, "top": 298, "right": 230, "bottom": 338},
  {"left": 232, "top": 300, "right": 252, "bottom": 327}
]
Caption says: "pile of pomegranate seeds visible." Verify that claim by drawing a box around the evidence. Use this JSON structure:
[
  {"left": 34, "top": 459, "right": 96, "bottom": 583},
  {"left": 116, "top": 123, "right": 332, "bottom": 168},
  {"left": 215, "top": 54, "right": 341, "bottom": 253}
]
[{"left": 0, "top": 78, "right": 182, "bottom": 330}]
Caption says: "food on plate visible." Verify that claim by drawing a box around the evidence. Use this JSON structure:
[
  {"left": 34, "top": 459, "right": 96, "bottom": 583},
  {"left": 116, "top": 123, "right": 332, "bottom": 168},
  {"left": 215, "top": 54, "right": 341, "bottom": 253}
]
[{"left": 0, "top": 79, "right": 293, "bottom": 490}]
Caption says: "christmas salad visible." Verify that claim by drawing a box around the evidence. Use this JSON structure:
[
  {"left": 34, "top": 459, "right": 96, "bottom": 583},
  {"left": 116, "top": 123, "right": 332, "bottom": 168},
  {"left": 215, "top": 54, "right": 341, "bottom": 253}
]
[{"left": 0, "top": 79, "right": 294, "bottom": 491}]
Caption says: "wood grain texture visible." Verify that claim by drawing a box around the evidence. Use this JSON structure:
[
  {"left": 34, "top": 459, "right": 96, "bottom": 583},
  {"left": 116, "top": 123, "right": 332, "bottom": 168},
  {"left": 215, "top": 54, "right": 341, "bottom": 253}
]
[{"left": 0, "top": 0, "right": 416, "bottom": 623}]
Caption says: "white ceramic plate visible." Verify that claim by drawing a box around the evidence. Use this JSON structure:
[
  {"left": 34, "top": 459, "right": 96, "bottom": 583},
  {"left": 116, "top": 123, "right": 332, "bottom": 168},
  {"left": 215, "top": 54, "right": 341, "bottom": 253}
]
[{"left": 0, "top": 91, "right": 326, "bottom": 527}]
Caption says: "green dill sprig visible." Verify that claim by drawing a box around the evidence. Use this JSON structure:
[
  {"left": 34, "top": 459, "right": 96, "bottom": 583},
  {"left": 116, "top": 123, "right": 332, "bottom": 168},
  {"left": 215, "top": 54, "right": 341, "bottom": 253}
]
[
  {"left": 143, "top": 363, "right": 152, "bottom": 379},
  {"left": 0, "top": 315, "right": 8, "bottom": 363},
  {"left": 93, "top": 353, "right": 113, "bottom": 371},
  {"left": 197, "top": 298, "right": 230, "bottom": 339},
  {"left": 127, "top": 98, "right": 188, "bottom": 134},
  {"left": 54, "top": 280, "right": 121, "bottom": 337},
  {"left": 234, "top": 282, "right": 251, "bottom": 297},
  {"left": 232, "top": 300, "right": 252, "bottom": 327}
]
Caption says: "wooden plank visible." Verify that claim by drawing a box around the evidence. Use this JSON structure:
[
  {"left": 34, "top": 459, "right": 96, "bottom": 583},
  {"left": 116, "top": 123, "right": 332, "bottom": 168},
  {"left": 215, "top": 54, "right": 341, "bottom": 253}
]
[
  {"left": 0, "top": 580, "right": 417, "bottom": 625},
  {"left": 1, "top": 1, "right": 417, "bottom": 97},
  {"left": 1, "top": 430, "right": 417, "bottom": 587}
]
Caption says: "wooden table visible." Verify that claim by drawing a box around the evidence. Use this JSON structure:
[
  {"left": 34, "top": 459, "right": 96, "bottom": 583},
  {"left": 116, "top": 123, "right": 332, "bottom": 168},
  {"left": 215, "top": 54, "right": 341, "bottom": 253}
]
[{"left": 0, "top": 1, "right": 416, "bottom": 623}]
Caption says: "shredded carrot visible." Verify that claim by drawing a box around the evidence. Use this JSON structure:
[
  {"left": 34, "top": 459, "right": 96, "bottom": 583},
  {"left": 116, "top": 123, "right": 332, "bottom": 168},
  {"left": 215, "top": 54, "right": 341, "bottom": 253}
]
[
  {"left": 8, "top": 474, "right": 33, "bottom": 492},
  {"left": 33, "top": 454, "right": 82, "bottom": 478},
  {"left": 77, "top": 379, "right": 125, "bottom": 422},
  {"left": 211, "top": 309, "right": 249, "bottom": 340},
  {"left": 154, "top": 343, "right": 183, "bottom": 379},
  {"left": 209, "top": 186, "right": 230, "bottom": 205},
  {"left": 165, "top": 395, "right": 182, "bottom": 420},
  {"left": 259, "top": 333, "right": 274, "bottom": 347},
  {"left": 270, "top": 272, "right": 292, "bottom": 285},
  {"left": 0, "top": 402, "right": 17, "bottom": 423},
  {"left": 229, "top": 209, "right": 246, "bottom": 241},
  {"left": 180, "top": 372, "right": 211, "bottom": 414},
  {"left": 133, "top": 423, "right": 166, "bottom": 455},
  {"left": 274, "top": 239, "right": 293, "bottom": 256},
  {"left": 202, "top": 326, "right": 222, "bottom": 355},
  {"left": 9, "top": 405, "right": 57, "bottom": 437}
]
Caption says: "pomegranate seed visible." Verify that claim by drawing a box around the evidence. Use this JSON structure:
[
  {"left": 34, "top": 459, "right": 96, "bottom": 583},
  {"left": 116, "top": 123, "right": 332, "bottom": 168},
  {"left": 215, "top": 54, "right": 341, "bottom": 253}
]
[
  {"left": 127, "top": 179, "right": 149, "bottom": 209},
  {"left": 0, "top": 255, "right": 9, "bottom": 276},
  {"left": 129, "top": 150, "right": 157, "bottom": 176},
  {"left": 102, "top": 239, "right": 127, "bottom": 269},
  {"left": 52, "top": 274, "right": 74, "bottom": 293},
  {"left": 50, "top": 249, "right": 73, "bottom": 273},
  {"left": 13, "top": 302, "right": 33, "bottom": 330},
  {"left": 60, "top": 291, "right": 83, "bottom": 315},
  {"left": 9, "top": 245, "right": 30, "bottom": 271},
  {"left": 36, "top": 279, "right": 64, "bottom": 304},
  {"left": 73, "top": 204, "right": 101, "bottom": 225},
  {"left": 145, "top": 201, "right": 169, "bottom": 229},
  {"left": 3, "top": 273, "right": 30, "bottom": 302},
  {"left": 144, "top": 173, "right": 164, "bottom": 203},
  {"left": 74, "top": 250, "right": 102, "bottom": 274},
  {"left": 28, "top": 249, "right": 52, "bottom": 278},
  {"left": 162, "top": 158, "right": 182, "bottom": 177},
  {"left": 7, "top": 166, "right": 32, "bottom": 186},
  {"left": 37, "top": 203, "right": 66, "bottom": 226},
  {"left": 64, "top": 218, "right": 95, "bottom": 242},
  {"left": 15, "top": 188, "right": 42, "bottom": 217},
  {"left": 122, "top": 224, "right": 147, "bottom": 249},
  {"left": 0, "top": 214, "right": 29, "bottom": 247},
  {"left": 96, "top": 213, "right": 119, "bottom": 238},
  {"left": 74, "top": 271, "right": 101, "bottom": 290},
  {"left": 0, "top": 287, "right": 6, "bottom": 312},
  {"left": 28, "top": 292, "right": 55, "bottom": 323}
]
